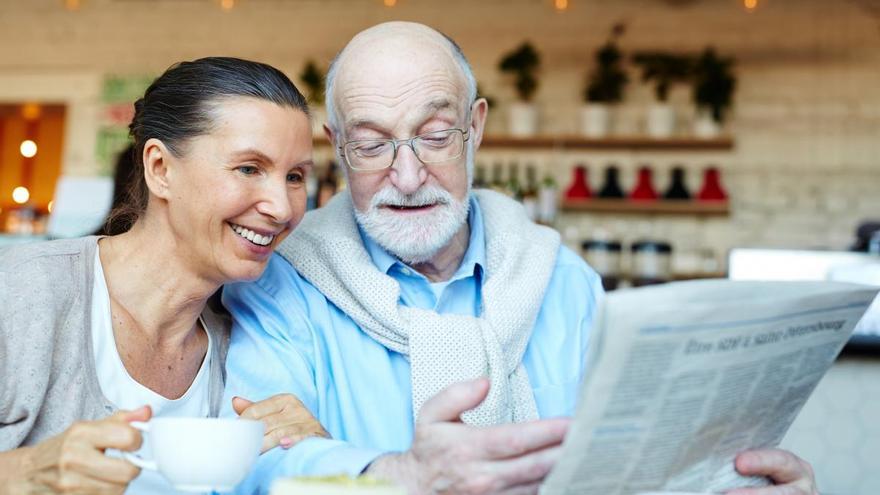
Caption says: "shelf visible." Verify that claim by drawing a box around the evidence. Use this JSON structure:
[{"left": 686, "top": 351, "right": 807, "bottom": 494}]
[
  {"left": 480, "top": 135, "right": 734, "bottom": 150},
  {"left": 313, "top": 135, "right": 734, "bottom": 151},
  {"left": 672, "top": 272, "right": 727, "bottom": 281},
  {"left": 561, "top": 198, "right": 730, "bottom": 216}
]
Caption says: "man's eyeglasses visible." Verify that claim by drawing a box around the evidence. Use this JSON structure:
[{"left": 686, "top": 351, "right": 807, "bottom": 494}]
[{"left": 339, "top": 128, "right": 470, "bottom": 172}]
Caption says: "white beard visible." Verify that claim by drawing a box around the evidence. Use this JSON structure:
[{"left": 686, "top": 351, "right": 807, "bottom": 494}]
[
  {"left": 354, "top": 183, "right": 471, "bottom": 265},
  {"left": 351, "top": 137, "right": 475, "bottom": 264}
]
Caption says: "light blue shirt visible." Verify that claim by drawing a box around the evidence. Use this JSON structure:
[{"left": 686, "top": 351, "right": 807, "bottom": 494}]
[{"left": 222, "top": 198, "right": 604, "bottom": 494}]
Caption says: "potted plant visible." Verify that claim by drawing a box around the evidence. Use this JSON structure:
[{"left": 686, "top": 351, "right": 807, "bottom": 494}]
[
  {"left": 632, "top": 51, "right": 692, "bottom": 137},
  {"left": 691, "top": 47, "right": 736, "bottom": 138},
  {"left": 582, "top": 23, "right": 629, "bottom": 137},
  {"left": 498, "top": 41, "right": 540, "bottom": 136},
  {"left": 299, "top": 59, "right": 326, "bottom": 134}
]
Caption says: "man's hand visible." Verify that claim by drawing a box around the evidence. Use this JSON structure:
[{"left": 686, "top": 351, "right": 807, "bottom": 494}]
[
  {"left": 233, "top": 394, "right": 329, "bottom": 453},
  {"left": 727, "top": 448, "right": 818, "bottom": 495},
  {"left": 367, "top": 378, "right": 569, "bottom": 495},
  {"left": 1, "top": 406, "right": 150, "bottom": 495}
]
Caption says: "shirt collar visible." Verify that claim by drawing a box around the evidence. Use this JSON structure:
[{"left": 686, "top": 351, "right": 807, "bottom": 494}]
[{"left": 359, "top": 194, "right": 486, "bottom": 282}]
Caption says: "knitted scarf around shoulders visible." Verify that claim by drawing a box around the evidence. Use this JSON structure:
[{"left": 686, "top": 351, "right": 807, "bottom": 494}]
[{"left": 276, "top": 189, "right": 560, "bottom": 425}]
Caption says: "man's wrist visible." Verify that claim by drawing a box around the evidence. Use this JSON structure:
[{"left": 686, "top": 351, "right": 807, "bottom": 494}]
[{"left": 364, "top": 451, "right": 419, "bottom": 493}]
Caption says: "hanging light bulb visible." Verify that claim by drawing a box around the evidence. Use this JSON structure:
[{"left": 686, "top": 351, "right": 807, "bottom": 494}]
[
  {"left": 21, "top": 103, "right": 41, "bottom": 121},
  {"left": 12, "top": 187, "right": 31, "bottom": 205},
  {"left": 384, "top": 0, "right": 397, "bottom": 6},
  {"left": 220, "top": 0, "right": 234, "bottom": 11},
  {"left": 554, "top": 0, "right": 569, "bottom": 11},
  {"left": 744, "top": 0, "right": 758, "bottom": 11},
  {"left": 64, "top": 0, "right": 81, "bottom": 11},
  {"left": 20, "top": 140, "right": 38, "bottom": 158}
]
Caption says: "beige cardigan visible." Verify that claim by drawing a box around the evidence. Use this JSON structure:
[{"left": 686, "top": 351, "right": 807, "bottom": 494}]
[{"left": 0, "top": 236, "right": 230, "bottom": 449}]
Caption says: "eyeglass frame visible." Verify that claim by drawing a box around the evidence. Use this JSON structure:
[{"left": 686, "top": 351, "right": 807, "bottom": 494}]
[{"left": 336, "top": 114, "right": 474, "bottom": 172}]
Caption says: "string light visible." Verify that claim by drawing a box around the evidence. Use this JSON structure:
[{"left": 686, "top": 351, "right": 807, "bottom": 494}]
[
  {"left": 220, "top": 0, "right": 234, "bottom": 11},
  {"left": 744, "top": 0, "right": 758, "bottom": 11},
  {"left": 21, "top": 103, "right": 41, "bottom": 120},
  {"left": 20, "top": 140, "right": 38, "bottom": 158},
  {"left": 12, "top": 187, "right": 30, "bottom": 205},
  {"left": 554, "top": 0, "right": 569, "bottom": 11},
  {"left": 64, "top": 0, "right": 81, "bottom": 11},
  {"left": 384, "top": 0, "right": 397, "bottom": 6}
]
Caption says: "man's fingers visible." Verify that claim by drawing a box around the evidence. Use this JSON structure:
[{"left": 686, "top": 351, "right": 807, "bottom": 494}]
[
  {"left": 480, "top": 418, "right": 570, "bottom": 459},
  {"left": 735, "top": 449, "right": 812, "bottom": 485},
  {"left": 726, "top": 484, "right": 805, "bottom": 495},
  {"left": 490, "top": 444, "right": 563, "bottom": 487},
  {"left": 418, "top": 378, "right": 491, "bottom": 425},
  {"left": 499, "top": 481, "right": 543, "bottom": 495}
]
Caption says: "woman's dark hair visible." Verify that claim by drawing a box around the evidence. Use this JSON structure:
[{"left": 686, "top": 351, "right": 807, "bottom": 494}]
[
  {"left": 96, "top": 144, "right": 138, "bottom": 236},
  {"left": 107, "top": 56, "right": 309, "bottom": 232}
]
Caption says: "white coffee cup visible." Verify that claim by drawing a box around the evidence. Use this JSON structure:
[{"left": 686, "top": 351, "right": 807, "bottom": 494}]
[
  {"left": 636, "top": 492, "right": 715, "bottom": 495},
  {"left": 123, "top": 417, "right": 264, "bottom": 492}
]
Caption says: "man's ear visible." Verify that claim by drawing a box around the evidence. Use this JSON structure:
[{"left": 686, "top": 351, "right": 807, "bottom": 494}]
[
  {"left": 142, "top": 138, "right": 173, "bottom": 201},
  {"left": 470, "top": 97, "right": 489, "bottom": 151}
]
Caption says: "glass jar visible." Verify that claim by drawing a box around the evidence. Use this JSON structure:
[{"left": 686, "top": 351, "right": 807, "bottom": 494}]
[
  {"left": 630, "top": 240, "right": 673, "bottom": 286},
  {"left": 582, "top": 239, "right": 623, "bottom": 291}
]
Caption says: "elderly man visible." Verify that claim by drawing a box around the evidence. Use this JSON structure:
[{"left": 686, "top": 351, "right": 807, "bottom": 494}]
[{"left": 224, "top": 22, "right": 817, "bottom": 495}]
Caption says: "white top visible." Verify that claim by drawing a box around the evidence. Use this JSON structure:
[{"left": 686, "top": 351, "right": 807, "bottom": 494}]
[{"left": 92, "top": 248, "right": 213, "bottom": 495}]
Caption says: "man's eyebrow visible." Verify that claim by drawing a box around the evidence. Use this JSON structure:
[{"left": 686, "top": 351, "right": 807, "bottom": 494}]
[
  {"left": 344, "top": 98, "right": 461, "bottom": 135},
  {"left": 425, "top": 98, "right": 456, "bottom": 112}
]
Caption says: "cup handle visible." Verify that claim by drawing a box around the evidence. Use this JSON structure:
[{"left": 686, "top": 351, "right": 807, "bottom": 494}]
[{"left": 121, "top": 421, "right": 157, "bottom": 471}]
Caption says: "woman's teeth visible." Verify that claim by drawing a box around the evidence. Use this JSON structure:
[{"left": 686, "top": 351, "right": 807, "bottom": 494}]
[{"left": 230, "top": 224, "right": 275, "bottom": 247}]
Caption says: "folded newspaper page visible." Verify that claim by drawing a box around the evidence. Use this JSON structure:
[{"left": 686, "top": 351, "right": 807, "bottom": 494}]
[{"left": 541, "top": 280, "right": 878, "bottom": 495}]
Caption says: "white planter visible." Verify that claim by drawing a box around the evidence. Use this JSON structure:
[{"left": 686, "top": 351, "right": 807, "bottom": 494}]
[
  {"left": 580, "top": 104, "right": 611, "bottom": 138},
  {"left": 508, "top": 102, "right": 539, "bottom": 137},
  {"left": 646, "top": 103, "right": 676, "bottom": 138},
  {"left": 310, "top": 106, "right": 327, "bottom": 136},
  {"left": 693, "top": 108, "right": 721, "bottom": 138}
]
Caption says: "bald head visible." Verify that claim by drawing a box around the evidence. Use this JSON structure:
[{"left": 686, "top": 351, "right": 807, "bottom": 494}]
[{"left": 324, "top": 22, "right": 477, "bottom": 134}]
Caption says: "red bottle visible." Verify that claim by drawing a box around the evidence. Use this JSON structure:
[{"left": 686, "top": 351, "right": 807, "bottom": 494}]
[
  {"left": 630, "top": 166, "right": 658, "bottom": 201},
  {"left": 565, "top": 164, "right": 592, "bottom": 199},
  {"left": 697, "top": 167, "right": 728, "bottom": 201}
]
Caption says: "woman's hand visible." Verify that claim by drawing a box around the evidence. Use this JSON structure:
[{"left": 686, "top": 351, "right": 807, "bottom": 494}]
[
  {"left": 232, "top": 394, "right": 328, "bottom": 453},
  {"left": 3, "top": 406, "right": 150, "bottom": 495}
]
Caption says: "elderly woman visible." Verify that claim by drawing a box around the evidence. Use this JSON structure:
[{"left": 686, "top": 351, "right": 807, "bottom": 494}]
[{"left": 0, "top": 57, "right": 324, "bottom": 494}]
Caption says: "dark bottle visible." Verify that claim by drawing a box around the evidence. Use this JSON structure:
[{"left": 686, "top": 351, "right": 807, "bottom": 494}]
[
  {"left": 522, "top": 164, "right": 539, "bottom": 221},
  {"left": 697, "top": 166, "right": 728, "bottom": 201},
  {"left": 506, "top": 162, "right": 522, "bottom": 200},
  {"left": 490, "top": 161, "right": 506, "bottom": 194},
  {"left": 473, "top": 163, "right": 488, "bottom": 189},
  {"left": 565, "top": 164, "right": 592, "bottom": 199},
  {"left": 630, "top": 165, "right": 658, "bottom": 201},
  {"left": 316, "top": 160, "right": 338, "bottom": 208},
  {"left": 597, "top": 165, "right": 625, "bottom": 199},
  {"left": 663, "top": 166, "right": 692, "bottom": 200}
]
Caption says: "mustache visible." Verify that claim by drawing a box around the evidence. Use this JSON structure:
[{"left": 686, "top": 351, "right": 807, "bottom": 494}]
[{"left": 370, "top": 185, "right": 454, "bottom": 209}]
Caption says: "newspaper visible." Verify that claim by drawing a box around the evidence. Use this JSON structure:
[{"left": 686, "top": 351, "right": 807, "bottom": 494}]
[{"left": 541, "top": 280, "right": 878, "bottom": 495}]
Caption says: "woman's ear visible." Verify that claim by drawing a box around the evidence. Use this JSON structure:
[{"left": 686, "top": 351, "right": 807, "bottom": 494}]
[{"left": 142, "top": 138, "right": 173, "bottom": 200}]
